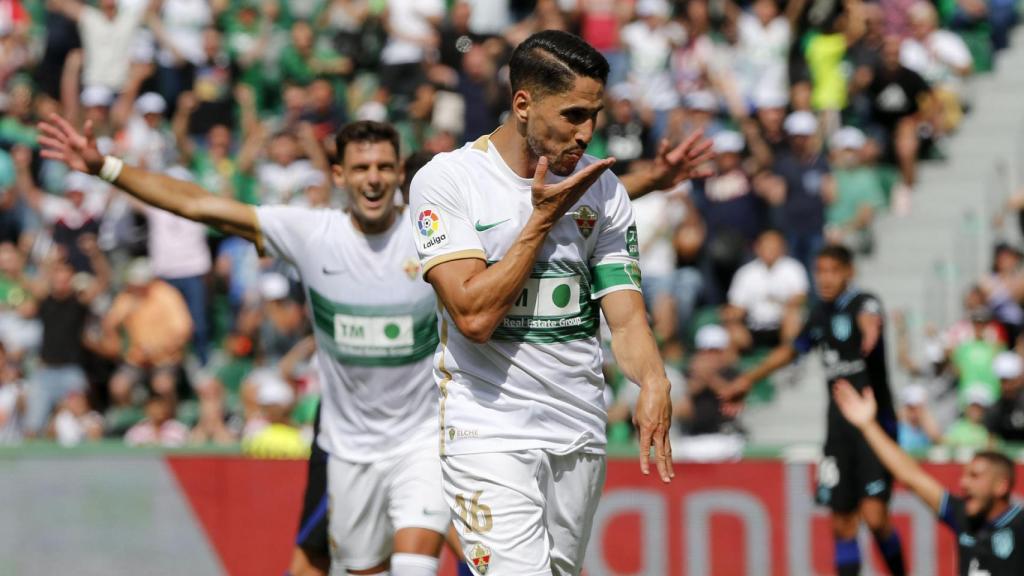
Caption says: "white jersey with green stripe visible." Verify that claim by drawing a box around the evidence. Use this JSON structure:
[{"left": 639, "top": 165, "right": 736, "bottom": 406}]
[
  {"left": 408, "top": 136, "right": 641, "bottom": 456},
  {"left": 256, "top": 205, "right": 438, "bottom": 463}
]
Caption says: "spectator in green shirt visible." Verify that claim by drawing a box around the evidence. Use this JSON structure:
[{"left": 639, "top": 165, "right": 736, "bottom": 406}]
[
  {"left": 944, "top": 385, "right": 995, "bottom": 448},
  {"left": 952, "top": 308, "right": 1006, "bottom": 407},
  {"left": 278, "top": 20, "right": 351, "bottom": 88},
  {"left": 0, "top": 80, "right": 38, "bottom": 148},
  {"left": 826, "top": 127, "right": 886, "bottom": 254}
]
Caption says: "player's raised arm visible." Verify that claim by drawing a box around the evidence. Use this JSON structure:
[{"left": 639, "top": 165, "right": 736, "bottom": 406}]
[
  {"left": 37, "top": 113, "right": 261, "bottom": 244},
  {"left": 833, "top": 380, "right": 945, "bottom": 512},
  {"left": 619, "top": 130, "right": 715, "bottom": 200},
  {"left": 601, "top": 289, "right": 674, "bottom": 482},
  {"left": 420, "top": 155, "right": 614, "bottom": 343}
]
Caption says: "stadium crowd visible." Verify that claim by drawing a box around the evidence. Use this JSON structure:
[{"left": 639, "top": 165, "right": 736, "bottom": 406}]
[{"left": 0, "top": 0, "right": 1018, "bottom": 458}]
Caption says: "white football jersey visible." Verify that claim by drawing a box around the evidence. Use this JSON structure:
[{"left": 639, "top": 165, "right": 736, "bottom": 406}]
[
  {"left": 256, "top": 206, "right": 437, "bottom": 462},
  {"left": 408, "top": 135, "right": 641, "bottom": 456}
]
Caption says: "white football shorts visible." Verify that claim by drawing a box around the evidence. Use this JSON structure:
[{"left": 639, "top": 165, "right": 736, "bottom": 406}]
[
  {"left": 327, "top": 435, "right": 450, "bottom": 572},
  {"left": 442, "top": 449, "right": 606, "bottom": 576}
]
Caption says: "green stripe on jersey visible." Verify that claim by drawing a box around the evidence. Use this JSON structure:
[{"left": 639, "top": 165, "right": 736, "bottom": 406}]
[
  {"left": 490, "top": 261, "right": 599, "bottom": 344},
  {"left": 308, "top": 288, "right": 438, "bottom": 367},
  {"left": 591, "top": 261, "right": 642, "bottom": 295}
]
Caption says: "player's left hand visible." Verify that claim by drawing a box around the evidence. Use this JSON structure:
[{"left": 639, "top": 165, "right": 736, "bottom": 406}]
[
  {"left": 37, "top": 114, "right": 104, "bottom": 175},
  {"left": 647, "top": 130, "right": 716, "bottom": 191},
  {"left": 635, "top": 379, "right": 674, "bottom": 482},
  {"left": 832, "top": 379, "right": 877, "bottom": 429}
]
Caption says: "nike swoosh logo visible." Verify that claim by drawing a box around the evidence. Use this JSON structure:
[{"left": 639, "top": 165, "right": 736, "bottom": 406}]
[
  {"left": 322, "top": 266, "right": 347, "bottom": 275},
  {"left": 475, "top": 219, "right": 509, "bottom": 232},
  {"left": 423, "top": 508, "right": 449, "bottom": 516}
]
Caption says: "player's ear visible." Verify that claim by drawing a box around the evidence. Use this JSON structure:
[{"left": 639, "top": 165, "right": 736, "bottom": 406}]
[
  {"left": 995, "top": 474, "right": 1012, "bottom": 500},
  {"left": 331, "top": 163, "right": 345, "bottom": 188},
  {"left": 512, "top": 89, "right": 532, "bottom": 124}
]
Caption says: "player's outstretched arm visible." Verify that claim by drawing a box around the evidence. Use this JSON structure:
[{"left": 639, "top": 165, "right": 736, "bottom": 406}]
[
  {"left": 602, "top": 290, "right": 674, "bottom": 483},
  {"left": 37, "top": 114, "right": 261, "bottom": 244},
  {"left": 719, "top": 343, "right": 797, "bottom": 407},
  {"left": 426, "top": 156, "right": 614, "bottom": 343},
  {"left": 833, "top": 380, "right": 945, "bottom": 512},
  {"left": 620, "top": 130, "right": 715, "bottom": 200}
]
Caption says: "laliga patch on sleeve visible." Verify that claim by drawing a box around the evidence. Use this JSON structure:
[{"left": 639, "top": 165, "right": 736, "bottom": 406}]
[{"left": 415, "top": 206, "right": 449, "bottom": 251}]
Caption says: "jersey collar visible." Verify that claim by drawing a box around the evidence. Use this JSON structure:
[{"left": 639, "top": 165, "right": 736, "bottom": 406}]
[
  {"left": 993, "top": 502, "right": 1022, "bottom": 529},
  {"left": 835, "top": 287, "right": 861, "bottom": 312}
]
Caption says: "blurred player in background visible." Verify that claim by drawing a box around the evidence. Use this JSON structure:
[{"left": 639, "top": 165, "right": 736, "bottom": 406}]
[
  {"left": 410, "top": 30, "right": 712, "bottom": 575},
  {"left": 834, "top": 381, "right": 1024, "bottom": 575},
  {"left": 721, "top": 245, "right": 906, "bottom": 576},
  {"left": 38, "top": 117, "right": 451, "bottom": 576}
]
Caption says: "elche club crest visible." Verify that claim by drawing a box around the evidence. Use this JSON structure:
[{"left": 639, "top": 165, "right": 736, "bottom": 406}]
[
  {"left": 832, "top": 314, "right": 852, "bottom": 342},
  {"left": 468, "top": 543, "right": 491, "bottom": 574},
  {"left": 573, "top": 205, "right": 597, "bottom": 238},
  {"left": 402, "top": 258, "right": 420, "bottom": 280},
  {"left": 993, "top": 528, "right": 1014, "bottom": 559}
]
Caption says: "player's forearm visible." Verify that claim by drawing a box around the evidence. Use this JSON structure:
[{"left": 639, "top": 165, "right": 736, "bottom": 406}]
[
  {"left": 610, "top": 314, "right": 670, "bottom": 390},
  {"left": 443, "top": 215, "right": 552, "bottom": 342},
  {"left": 112, "top": 164, "right": 260, "bottom": 242},
  {"left": 858, "top": 419, "right": 945, "bottom": 511},
  {"left": 620, "top": 170, "right": 656, "bottom": 200},
  {"left": 743, "top": 345, "right": 797, "bottom": 385},
  {"left": 113, "top": 164, "right": 209, "bottom": 216}
]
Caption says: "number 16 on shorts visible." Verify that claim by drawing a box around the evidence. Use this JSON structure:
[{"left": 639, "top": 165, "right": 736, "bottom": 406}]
[{"left": 455, "top": 491, "right": 493, "bottom": 533}]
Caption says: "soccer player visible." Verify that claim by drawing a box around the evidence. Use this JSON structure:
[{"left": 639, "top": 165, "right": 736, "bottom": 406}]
[
  {"left": 408, "top": 30, "right": 712, "bottom": 575},
  {"left": 720, "top": 244, "right": 906, "bottom": 576},
  {"left": 291, "top": 404, "right": 330, "bottom": 575},
  {"left": 834, "top": 380, "right": 1024, "bottom": 575},
  {"left": 38, "top": 117, "right": 450, "bottom": 576}
]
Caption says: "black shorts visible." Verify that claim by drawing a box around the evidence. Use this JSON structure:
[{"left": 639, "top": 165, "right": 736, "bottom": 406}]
[
  {"left": 296, "top": 403, "right": 329, "bottom": 558},
  {"left": 816, "top": 420, "right": 893, "bottom": 513}
]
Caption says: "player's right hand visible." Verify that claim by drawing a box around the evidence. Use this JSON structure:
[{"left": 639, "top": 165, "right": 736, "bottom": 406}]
[
  {"left": 832, "top": 379, "right": 877, "bottom": 429},
  {"left": 37, "top": 114, "right": 104, "bottom": 175},
  {"left": 531, "top": 155, "right": 615, "bottom": 223},
  {"left": 634, "top": 379, "right": 674, "bottom": 483}
]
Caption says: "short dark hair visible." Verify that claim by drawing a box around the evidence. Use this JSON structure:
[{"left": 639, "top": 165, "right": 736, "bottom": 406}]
[
  {"left": 508, "top": 30, "right": 609, "bottom": 99},
  {"left": 334, "top": 121, "right": 400, "bottom": 164},
  {"left": 402, "top": 150, "right": 436, "bottom": 196},
  {"left": 817, "top": 244, "right": 854, "bottom": 267},
  {"left": 975, "top": 450, "right": 1016, "bottom": 494}
]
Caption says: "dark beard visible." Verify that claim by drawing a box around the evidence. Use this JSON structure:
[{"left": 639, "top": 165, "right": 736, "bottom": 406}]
[
  {"left": 526, "top": 133, "right": 574, "bottom": 177},
  {"left": 966, "top": 499, "right": 994, "bottom": 532}
]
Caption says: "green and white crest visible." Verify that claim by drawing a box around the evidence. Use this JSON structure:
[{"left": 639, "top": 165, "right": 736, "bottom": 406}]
[{"left": 993, "top": 528, "right": 1014, "bottom": 559}]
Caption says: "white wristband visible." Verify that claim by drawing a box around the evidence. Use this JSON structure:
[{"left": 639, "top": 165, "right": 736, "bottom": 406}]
[{"left": 98, "top": 156, "right": 124, "bottom": 183}]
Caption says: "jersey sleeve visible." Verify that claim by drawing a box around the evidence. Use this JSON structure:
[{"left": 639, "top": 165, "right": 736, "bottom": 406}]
[
  {"left": 856, "top": 293, "right": 884, "bottom": 317},
  {"left": 938, "top": 492, "right": 968, "bottom": 535},
  {"left": 254, "top": 205, "right": 320, "bottom": 265},
  {"left": 589, "top": 177, "right": 642, "bottom": 299},
  {"left": 407, "top": 159, "right": 486, "bottom": 276}
]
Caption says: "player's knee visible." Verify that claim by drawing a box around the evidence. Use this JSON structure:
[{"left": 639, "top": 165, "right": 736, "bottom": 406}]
[
  {"left": 831, "top": 512, "right": 860, "bottom": 539},
  {"left": 390, "top": 553, "right": 439, "bottom": 576},
  {"left": 860, "top": 499, "right": 891, "bottom": 534},
  {"left": 863, "top": 511, "right": 890, "bottom": 535}
]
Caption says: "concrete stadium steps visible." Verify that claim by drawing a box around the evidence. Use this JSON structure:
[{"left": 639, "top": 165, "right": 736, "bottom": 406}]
[
  {"left": 743, "top": 354, "right": 827, "bottom": 447},
  {"left": 743, "top": 27, "right": 1024, "bottom": 446}
]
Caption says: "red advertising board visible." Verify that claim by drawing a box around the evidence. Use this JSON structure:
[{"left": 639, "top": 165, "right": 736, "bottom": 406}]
[{"left": 167, "top": 457, "right": 1004, "bottom": 576}]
